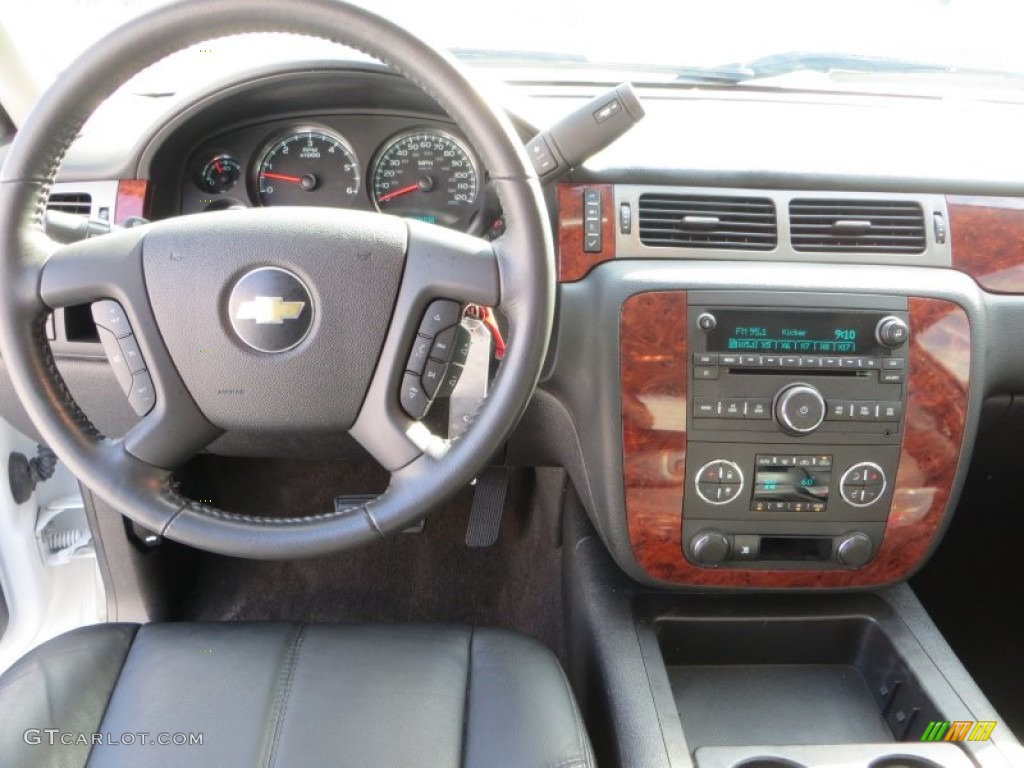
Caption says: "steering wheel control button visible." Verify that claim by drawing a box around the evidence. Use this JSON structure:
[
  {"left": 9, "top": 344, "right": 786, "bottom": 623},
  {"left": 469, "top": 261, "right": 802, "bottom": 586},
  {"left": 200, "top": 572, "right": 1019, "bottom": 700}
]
[
  {"left": 430, "top": 326, "right": 457, "bottom": 361},
  {"left": 228, "top": 267, "right": 312, "bottom": 353},
  {"left": 840, "top": 462, "right": 887, "bottom": 507},
  {"left": 417, "top": 300, "right": 461, "bottom": 338},
  {"left": 407, "top": 336, "right": 432, "bottom": 374},
  {"left": 694, "top": 460, "right": 745, "bottom": 505},
  {"left": 436, "top": 363, "right": 464, "bottom": 400},
  {"left": 97, "top": 327, "right": 134, "bottom": 395},
  {"left": 128, "top": 371, "right": 156, "bottom": 416},
  {"left": 400, "top": 372, "right": 430, "bottom": 419},
  {"left": 774, "top": 383, "right": 826, "bottom": 435},
  {"left": 117, "top": 334, "right": 146, "bottom": 374},
  {"left": 91, "top": 300, "right": 131, "bottom": 338},
  {"left": 422, "top": 359, "right": 448, "bottom": 399}
]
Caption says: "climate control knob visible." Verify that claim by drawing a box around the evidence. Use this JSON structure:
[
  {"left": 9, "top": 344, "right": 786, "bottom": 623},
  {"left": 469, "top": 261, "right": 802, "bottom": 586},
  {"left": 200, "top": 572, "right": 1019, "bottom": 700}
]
[
  {"left": 875, "top": 315, "right": 909, "bottom": 348},
  {"left": 836, "top": 532, "right": 875, "bottom": 568},
  {"left": 690, "top": 530, "right": 730, "bottom": 567},
  {"left": 774, "top": 383, "right": 826, "bottom": 435}
]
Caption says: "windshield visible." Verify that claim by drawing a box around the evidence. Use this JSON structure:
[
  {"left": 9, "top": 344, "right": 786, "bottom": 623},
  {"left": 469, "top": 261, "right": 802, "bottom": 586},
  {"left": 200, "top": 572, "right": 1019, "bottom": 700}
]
[{"left": 5, "top": 0, "right": 1024, "bottom": 100}]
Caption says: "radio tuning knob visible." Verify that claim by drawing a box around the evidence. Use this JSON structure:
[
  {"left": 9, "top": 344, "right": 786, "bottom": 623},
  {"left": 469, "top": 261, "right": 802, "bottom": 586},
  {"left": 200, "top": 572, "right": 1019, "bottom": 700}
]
[
  {"left": 774, "top": 383, "right": 826, "bottom": 435},
  {"left": 875, "top": 315, "right": 909, "bottom": 348},
  {"left": 690, "top": 530, "right": 730, "bottom": 566}
]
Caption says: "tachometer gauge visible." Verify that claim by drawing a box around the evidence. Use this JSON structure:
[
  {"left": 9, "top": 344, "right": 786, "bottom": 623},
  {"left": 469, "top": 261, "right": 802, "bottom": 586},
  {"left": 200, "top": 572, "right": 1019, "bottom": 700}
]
[
  {"left": 254, "top": 128, "right": 360, "bottom": 207},
  {"left": 371, "top": 129, "right": 479, "bottom": 226}
]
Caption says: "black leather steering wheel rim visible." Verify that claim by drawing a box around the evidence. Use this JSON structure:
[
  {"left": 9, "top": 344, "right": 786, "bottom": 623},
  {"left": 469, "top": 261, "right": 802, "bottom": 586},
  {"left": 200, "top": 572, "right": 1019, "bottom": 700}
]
[{"left": 0, "top": 0, "right": 553, "bottom": 558}]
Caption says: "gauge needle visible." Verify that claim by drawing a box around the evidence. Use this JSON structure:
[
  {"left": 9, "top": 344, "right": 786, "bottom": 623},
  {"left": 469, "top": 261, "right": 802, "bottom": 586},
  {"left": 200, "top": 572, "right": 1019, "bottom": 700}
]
[
  {"left": 261, "top": 172, "right": 302, "bottom": 182},
  {"left": 377, "top": 183, "right": 420, "bottom": 203}
]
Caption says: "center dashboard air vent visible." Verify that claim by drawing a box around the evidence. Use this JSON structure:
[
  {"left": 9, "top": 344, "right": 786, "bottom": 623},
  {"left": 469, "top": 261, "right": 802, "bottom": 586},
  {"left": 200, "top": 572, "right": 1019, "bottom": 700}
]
[
  {"left": 638, "top": 194, "right": 777, "bottom": 251},
  {"left": 46, "top": 192, "right": 92, "bottom": 216},
  {"left": 789, "top": 199, "right": 926, "bottom": 254}
]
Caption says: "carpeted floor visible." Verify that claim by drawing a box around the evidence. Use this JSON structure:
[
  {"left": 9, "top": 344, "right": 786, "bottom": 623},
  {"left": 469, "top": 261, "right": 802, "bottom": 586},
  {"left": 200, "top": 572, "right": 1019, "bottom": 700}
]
[{"left": 171, "top": 457, "right": 567, "bottom": 659}]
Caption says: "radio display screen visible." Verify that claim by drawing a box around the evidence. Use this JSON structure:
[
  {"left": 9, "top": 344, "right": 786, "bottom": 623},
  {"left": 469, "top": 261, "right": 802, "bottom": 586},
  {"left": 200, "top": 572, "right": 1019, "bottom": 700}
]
[{"left": 706, "top": 310, "right": 885, "bottom": 355}]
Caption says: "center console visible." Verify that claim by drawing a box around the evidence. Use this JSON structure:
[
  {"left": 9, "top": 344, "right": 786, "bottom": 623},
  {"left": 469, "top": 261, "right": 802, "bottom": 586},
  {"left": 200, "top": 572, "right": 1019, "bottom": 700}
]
[
  {"left": 619, "top": 289, "right": 971, "bottom": 588},
  {"left": 684, "top": 293, "right": 909, "bottom": 570}
]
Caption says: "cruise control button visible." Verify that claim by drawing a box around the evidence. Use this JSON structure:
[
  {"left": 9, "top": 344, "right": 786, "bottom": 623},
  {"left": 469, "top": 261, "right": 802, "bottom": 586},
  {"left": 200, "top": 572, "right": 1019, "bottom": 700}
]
[
  {"left": 117, "top": 334, "right": 146, "bottom": 374},
  {"left": 407, "top": 335, "right": 432, "bottom": 373},
  {"left": 417, "top": 300, "right": 460, "bottom": 338},
  {"left": 128, "top": 371, "right": 155, "bottom": 416},
  {"left": 97, "top": 327, "right": 133, "bottom": 395},
  {"left": 400, "top": 372, "right": 430, "bottom": 419},
  {"left": 92, "top": 300, "right": 131, "bottom": 338},
  {"left": 421, "top": 358, "right": 448, "bottom": 399}
]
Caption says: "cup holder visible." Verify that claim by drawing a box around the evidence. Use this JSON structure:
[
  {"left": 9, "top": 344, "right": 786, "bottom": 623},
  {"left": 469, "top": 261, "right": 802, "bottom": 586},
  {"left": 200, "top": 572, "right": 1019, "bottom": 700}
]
[{"left": 868, "top": 758, "right": 943, "bottom": 768}]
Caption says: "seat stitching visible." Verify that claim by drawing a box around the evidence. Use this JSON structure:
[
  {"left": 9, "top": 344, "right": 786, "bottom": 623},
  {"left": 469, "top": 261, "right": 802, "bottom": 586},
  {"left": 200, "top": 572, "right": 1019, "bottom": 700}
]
[
  {"left": 554, "top": 653, "right": 593, "bottom": 768},
  {"left": 84, "top": 625, "right": 141, "bottom": 767},
  {"left": 459, "top": 627, "right": 475, "bottom": 768},
  {"left": 262, "top": 623, "right": 308, "bottom": 768}
]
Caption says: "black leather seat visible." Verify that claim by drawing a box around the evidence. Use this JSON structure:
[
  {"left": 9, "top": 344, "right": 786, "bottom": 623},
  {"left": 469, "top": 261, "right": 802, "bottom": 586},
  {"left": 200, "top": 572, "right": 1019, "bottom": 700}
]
[{"left": 0, "top": 622, "right": 595, "bottom": 767}]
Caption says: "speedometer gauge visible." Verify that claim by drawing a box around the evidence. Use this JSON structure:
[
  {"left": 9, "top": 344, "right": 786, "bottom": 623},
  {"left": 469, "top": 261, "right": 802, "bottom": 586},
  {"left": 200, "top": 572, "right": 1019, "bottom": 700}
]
[
  {"left": 371, "top": 129, "right": 479, "bottom": 226},
  {"left": 254, "top": 127, "right": 360, "bottom": 207}
]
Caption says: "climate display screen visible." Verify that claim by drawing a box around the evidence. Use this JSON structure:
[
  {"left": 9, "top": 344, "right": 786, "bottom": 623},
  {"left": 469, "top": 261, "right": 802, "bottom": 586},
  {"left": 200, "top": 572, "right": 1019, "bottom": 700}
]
[{"left": 706, "top": 310, "right": 884, "bottom": 355}]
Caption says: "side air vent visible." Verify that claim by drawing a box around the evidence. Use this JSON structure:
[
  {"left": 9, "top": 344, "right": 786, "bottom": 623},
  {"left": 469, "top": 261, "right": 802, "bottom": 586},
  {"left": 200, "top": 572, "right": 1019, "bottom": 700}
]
[
  {"left": 790, "top": 199, "right": 926, "bottom": 254},
  {"left": 46, "top": 192, "right": 92, "bottom": 216},
  {"left": 638, "top": 194, "right": 777, "bottom": 250}
]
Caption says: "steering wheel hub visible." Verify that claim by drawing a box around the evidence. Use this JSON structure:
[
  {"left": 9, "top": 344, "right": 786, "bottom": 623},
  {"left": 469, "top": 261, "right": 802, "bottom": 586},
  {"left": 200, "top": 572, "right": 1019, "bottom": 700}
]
[{"left": 228, "top": 267, "right": 314, "bottom": 353}]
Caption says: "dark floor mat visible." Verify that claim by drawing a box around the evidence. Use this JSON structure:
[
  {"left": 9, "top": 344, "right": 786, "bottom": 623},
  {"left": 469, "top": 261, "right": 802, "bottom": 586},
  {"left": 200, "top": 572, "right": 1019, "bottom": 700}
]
[
  {"left": 174, "top": 458, "right": 566, "bottom": 660},
  {"left": 912, "top": 468, "right": 1024, "bottom": 738}
]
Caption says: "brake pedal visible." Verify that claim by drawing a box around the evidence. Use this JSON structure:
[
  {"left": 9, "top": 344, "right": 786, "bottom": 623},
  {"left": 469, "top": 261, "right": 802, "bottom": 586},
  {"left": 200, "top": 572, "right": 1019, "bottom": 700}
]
[{"left": 465, "top": 466, "right": 510, "bottom": 547}]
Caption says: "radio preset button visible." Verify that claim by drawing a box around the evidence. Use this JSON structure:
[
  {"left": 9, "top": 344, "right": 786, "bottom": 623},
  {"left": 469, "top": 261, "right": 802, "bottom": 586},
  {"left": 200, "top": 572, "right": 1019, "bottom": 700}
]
[
  {"left": 741, "top": 355, "right": 760, "bottom": 366},
  {"left": 720, "top": 354, "right": 740, "bottom": 366},
  {"left": 882, "top": 357, "right": 906, "bottom": 370}
]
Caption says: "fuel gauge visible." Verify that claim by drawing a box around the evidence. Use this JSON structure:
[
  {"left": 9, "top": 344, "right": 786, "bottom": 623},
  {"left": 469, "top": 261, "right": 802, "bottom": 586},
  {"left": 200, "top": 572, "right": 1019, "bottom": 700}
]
[{"left": 199, "top": 154, "right": 241, "bottom": 193}]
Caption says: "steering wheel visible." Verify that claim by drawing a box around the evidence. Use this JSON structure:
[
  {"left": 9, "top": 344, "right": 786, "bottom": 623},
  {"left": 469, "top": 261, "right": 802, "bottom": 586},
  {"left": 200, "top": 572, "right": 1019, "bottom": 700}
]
[{"left": 0, "top": 0, "right": 553, "bottom": 558}]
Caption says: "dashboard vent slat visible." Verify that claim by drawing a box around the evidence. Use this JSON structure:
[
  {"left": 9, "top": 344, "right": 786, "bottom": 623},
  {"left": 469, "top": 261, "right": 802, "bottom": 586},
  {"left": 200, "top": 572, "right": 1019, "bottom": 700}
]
[
  {"left": 639, "top": 194, "right": 777, "bottom": 250},
  {"left": 790, "top": 199, "right": 925, "bottom": 254},
  {"left": 46, "top": 192, "right": 92, "bottom": 216}
]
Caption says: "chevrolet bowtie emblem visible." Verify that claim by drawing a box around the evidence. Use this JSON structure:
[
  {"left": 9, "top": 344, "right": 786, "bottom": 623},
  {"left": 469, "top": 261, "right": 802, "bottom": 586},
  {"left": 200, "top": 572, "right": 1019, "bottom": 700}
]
[{"left": 234, "top": 296, "right": 306, "bottom": 324}]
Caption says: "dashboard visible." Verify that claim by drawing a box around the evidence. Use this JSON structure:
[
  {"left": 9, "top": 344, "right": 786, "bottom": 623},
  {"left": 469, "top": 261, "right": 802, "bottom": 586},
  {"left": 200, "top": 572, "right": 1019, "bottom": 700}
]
[{"left": 8, "top": 60, "right": 1024, "bottom": 592}]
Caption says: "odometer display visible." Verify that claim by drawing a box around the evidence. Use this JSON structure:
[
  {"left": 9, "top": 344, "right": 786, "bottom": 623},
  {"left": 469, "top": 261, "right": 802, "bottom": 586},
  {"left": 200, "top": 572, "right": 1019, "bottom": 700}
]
[
  {"left": 371, "top": 129, "right": 479, "bottom": 226},
  {"left": 254, "top": 128, "right": 360, "bottom": 207}
]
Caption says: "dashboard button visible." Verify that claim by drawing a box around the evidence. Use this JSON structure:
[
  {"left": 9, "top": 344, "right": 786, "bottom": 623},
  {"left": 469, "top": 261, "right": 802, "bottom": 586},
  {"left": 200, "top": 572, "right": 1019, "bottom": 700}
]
[
  {"left": 92, "top": 300, "right": 131, "bottom": 338},
  {"left": 127, "top": 371, "right": 155, "bottom": 416},
  {"left": 882, "top": 357, "right": 906, "bottom": 370},
  {"left": 695, "top": 460, "right": 744, "bottom": 504},
  {"left": 746, "top": 399, "right": 771, "bottom": 419},
  {"left": 800, "top": 356, "right": 820, "bottom": 368},
  {"left": 741, "top": 355, "right": 760, "bottom": 366},
  {"left": 722, "top": 400, "right": 744, "bottom": 418},
  {"left": 878, "top": 402, "right": 902, "bottom": 421},
  {"left": 880, "top": 370, "right": 905, "bottom": 384},
  {"left": 719, "top": 354, "right": 740, "bottom": 366},
  {"left": 840, "top": 462, "right": 887, "bottom": 507},
  {"left": 733, "top": 535, "right": 759, "bottom": 560},
  {"left": 694, "top": 366, "right": 719, "bottom": 380},
  {"left": 853, "top": 402, "right": 876, "bottom": 420},
  {"left": 694, "top": 398, "right": 718, "bottom": 417},
  {"left": 781, "top": 356, "right": 800, "bottom": 367},
  {"left": 694, "top": 353, "right": 718, "bottom": 365},
  {"left": 418, "top": 300, "right": 460, "bottom": 338},
  {"left": 827, "top": 400, "right": 852, "bottom": 420}
]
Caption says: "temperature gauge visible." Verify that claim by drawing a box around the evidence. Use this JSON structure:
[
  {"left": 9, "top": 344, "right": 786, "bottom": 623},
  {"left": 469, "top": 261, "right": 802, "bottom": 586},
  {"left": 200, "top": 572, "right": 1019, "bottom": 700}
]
[{"left": 199, "top": 154, "right": 241, "bottom": 193}]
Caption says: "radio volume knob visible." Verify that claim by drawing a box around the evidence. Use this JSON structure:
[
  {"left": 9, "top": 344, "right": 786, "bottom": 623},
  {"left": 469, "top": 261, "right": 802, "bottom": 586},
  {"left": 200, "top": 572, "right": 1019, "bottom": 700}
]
[
  {"left": 774, "top": 384, "right": 826, "bottom": 435},
  {"left": 875, "top": 316, "right": 909, "bottom": 348},
  {"left": 690, "top": 530, "right": 730, "bottom": 566}
]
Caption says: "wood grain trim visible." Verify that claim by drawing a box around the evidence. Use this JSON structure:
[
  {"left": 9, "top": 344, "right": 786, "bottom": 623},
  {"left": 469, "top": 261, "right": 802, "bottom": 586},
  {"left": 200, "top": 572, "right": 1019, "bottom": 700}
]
[
  {"left": 949, "top": 195, "right": 1024, "bottom": 293},
  {"left": 621, "top": 293, "right": 970, "bottom": 587},
  {"left": 557, "top": 183, "right": 615, "bottom": 282},
  {"left": 114, "top": 179, "right": 148, "bottom": 226}
]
